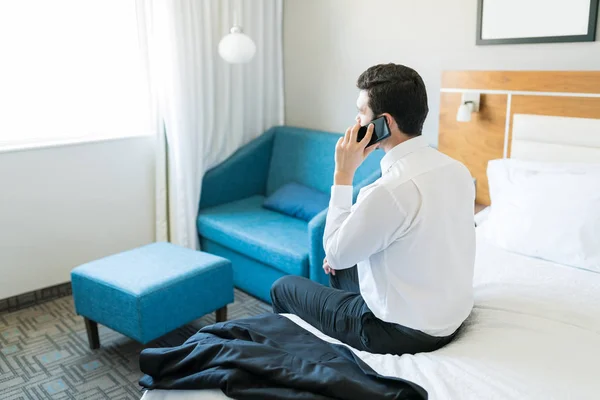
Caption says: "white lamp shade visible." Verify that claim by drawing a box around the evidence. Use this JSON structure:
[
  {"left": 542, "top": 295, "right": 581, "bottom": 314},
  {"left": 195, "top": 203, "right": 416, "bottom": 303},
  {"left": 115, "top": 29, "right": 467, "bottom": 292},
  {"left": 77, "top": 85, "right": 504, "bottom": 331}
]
[
  {"left": 218, "top": 30, "right": 256, "bottom": 64},
  {"left": 456, "top": 103, "right": 473, "bottom": 122}
]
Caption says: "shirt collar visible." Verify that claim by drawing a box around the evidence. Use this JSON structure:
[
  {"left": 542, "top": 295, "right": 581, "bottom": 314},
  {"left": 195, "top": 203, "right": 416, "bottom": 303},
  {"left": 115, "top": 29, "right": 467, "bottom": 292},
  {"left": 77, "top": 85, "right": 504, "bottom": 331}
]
[{"left": 380, "top": 136, "right": 430, "bottom": 174}]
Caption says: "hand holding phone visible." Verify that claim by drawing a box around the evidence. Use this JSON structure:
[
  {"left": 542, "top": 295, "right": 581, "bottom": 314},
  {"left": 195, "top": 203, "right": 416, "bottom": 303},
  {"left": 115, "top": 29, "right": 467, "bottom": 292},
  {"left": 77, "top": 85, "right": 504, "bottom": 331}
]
[
  {"left": 357, "top": 116, "right": 391, "bottom": 147},
  {"left": 334, "top": 122, "right": 379, "bottom": 185}
]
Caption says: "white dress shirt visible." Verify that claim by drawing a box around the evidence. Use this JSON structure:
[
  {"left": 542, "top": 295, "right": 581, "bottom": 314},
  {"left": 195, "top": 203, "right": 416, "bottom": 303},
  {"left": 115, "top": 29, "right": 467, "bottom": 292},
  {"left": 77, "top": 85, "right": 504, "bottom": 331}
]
[{"left": 324, "top": 136, "right": 475, "bottom": 336}]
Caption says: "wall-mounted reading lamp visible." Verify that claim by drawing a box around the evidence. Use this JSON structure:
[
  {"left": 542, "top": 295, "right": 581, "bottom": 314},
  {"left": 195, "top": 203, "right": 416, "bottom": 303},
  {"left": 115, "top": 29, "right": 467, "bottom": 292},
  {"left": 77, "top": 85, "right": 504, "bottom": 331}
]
[{"left": 456, "top": 93, "right": 481, "bottom": 122}]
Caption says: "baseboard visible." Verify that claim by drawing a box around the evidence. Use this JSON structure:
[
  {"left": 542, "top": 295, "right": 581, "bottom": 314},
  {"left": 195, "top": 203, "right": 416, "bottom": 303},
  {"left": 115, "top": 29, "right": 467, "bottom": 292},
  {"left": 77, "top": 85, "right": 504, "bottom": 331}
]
[{"left": 0, "top": 282, "right": 72, "bottom": 314}]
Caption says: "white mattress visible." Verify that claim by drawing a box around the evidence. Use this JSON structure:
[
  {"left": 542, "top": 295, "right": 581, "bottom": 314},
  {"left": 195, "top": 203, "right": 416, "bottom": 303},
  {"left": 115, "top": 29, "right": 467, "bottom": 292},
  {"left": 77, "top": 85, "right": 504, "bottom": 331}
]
[{"left": 142, "top": 230, "right": 600, "bottom": 400}]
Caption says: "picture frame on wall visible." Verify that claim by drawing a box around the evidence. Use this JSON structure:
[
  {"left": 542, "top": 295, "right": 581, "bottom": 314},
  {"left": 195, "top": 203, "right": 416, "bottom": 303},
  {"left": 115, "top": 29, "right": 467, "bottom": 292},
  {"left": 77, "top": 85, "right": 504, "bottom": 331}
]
[{"left": 477, "top": 0, "right": 599, "bottom": 45}]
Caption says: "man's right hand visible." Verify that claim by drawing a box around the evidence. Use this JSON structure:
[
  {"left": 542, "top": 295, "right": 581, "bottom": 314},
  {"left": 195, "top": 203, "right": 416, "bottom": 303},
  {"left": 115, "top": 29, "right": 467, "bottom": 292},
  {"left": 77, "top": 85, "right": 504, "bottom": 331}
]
[{"left": 323, "top": 258, "right": 336, "bottom": 275}]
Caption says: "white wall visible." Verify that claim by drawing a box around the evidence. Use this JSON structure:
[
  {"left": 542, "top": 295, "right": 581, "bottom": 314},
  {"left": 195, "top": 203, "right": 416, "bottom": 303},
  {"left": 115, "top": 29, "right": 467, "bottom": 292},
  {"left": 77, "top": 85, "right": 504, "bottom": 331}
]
[
  {"left": 283, "top": 0, "right": 600, "bottom": 145},
  {"left": 0, "top": 137, "right": 155, "bottom": 299}
]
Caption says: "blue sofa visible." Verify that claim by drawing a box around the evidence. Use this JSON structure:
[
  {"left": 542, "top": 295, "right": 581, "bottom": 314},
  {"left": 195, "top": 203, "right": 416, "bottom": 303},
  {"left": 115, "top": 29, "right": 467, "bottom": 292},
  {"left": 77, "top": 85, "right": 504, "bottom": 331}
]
[{"left": 197, "top": 126, "right": 384, "bottom": 303}]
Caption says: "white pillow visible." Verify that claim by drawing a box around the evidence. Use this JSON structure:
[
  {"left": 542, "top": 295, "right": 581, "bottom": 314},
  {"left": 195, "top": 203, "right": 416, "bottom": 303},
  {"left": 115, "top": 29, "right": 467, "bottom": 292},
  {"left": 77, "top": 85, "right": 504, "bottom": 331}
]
[
  {"left": 481, "top": 159, "right": 600, "bottom": 273},
  {"left": 474, "top": 206, "right": 490, "bottom": 227}
]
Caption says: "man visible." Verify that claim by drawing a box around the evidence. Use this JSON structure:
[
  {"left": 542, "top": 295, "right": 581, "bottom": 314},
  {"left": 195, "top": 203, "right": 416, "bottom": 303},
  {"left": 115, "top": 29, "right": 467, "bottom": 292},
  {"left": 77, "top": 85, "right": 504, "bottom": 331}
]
[{"left": 271, "top": 63, "right": 475, "bottom": 356}]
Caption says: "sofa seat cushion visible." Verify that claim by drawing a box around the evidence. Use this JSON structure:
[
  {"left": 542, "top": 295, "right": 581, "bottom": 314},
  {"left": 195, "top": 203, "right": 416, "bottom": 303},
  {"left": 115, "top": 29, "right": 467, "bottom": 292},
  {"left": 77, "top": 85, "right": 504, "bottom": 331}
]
[{"left": 197, "top": 196, "right": 309, "bottom": 276}]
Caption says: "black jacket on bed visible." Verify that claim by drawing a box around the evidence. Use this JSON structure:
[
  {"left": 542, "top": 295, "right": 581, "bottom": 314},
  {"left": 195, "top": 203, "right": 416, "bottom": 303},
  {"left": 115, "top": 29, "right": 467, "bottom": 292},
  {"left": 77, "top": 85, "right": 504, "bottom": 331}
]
[{"left": 139, "top": 314, "right": 427, "bottom": 400}]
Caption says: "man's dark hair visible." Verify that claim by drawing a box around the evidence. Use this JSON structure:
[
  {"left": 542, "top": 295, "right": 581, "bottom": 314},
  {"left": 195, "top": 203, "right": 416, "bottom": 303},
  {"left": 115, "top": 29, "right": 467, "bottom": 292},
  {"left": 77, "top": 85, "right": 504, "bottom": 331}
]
[{"left": 357, "top": 63, "right": 428, "bottom": 136}]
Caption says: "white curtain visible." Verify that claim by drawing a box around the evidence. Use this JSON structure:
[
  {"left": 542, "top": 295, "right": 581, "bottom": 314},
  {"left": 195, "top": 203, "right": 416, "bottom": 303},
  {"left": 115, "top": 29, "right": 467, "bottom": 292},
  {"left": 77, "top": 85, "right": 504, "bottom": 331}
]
[{"left": 137, "top": 0, "right": 284, "bottom": 249}]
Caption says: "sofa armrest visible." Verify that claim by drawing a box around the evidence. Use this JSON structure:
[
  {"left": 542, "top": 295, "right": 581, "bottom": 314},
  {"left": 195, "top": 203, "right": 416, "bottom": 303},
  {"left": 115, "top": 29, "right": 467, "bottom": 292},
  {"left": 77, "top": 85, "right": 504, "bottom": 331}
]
[
  {"left": 199, "top": 130, "right": 275, "bottom": 210},
  {"left": 308, "top": 208, "right": 329, "bottom": 286},
  {"left": 307, "top": 170, "right": 382, "bottom": 286}
]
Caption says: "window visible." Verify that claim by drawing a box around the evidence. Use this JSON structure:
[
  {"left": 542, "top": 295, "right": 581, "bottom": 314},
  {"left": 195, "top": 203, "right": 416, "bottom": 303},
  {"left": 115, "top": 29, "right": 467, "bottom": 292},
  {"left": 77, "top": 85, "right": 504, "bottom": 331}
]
[{"left": 0, "top": 0, "right": 151, "bottom": 148}]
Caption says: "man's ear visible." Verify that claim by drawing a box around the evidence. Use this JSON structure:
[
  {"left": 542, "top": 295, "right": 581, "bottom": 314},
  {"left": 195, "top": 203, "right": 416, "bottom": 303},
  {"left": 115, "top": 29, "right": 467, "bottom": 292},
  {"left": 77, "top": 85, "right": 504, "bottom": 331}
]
[{"left": 382, "top": 113, "right": 395, "bottom": 130}]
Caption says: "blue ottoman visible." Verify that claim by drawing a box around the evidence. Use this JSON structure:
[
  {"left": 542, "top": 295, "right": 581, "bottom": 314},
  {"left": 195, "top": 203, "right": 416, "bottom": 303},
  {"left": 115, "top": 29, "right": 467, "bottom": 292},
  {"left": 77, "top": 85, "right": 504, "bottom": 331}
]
[{"left": 71, "top": 242, "right": 233, "bottom": 349}]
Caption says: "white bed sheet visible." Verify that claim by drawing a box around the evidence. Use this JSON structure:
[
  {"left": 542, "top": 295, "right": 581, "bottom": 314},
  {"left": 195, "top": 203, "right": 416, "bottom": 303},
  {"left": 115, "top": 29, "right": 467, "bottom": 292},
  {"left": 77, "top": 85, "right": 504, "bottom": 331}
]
[{"left": 142, "top": 230, "right": 600, "bottom": 400}]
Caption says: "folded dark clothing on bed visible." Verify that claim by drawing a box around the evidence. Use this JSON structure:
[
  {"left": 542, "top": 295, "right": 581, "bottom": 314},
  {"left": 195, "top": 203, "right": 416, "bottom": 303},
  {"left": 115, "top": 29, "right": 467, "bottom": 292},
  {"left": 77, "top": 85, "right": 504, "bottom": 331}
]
[{"left": 139, "top": 314, "right": 427, "bottom": 400}]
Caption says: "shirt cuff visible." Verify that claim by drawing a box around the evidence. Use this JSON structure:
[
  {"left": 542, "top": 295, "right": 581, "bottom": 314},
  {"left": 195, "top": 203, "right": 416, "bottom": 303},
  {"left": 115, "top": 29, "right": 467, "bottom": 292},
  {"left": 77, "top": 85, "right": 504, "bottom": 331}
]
[{"left": 330, "top": 185, "right": 353, "bottom": 210}]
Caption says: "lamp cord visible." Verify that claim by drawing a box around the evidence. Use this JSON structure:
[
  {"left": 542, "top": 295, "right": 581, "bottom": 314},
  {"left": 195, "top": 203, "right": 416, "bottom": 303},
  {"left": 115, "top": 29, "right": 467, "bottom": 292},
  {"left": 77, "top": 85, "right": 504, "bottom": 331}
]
[{"left": 233, "top": 0, "right": 241, "bottom": 28}]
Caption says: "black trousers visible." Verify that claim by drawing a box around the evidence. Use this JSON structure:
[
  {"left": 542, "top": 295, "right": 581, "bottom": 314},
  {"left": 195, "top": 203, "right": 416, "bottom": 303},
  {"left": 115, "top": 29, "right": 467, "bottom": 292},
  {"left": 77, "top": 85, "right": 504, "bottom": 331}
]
[{"left": 270, "top": 267, "right": 458, "bottom": 356}]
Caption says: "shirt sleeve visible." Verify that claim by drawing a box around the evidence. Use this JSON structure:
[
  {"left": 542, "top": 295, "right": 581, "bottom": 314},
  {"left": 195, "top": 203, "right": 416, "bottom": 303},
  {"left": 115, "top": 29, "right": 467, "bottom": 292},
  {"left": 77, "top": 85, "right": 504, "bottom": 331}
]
[{"left": 323, "top": 184, "right": 407, "bottom": 270}]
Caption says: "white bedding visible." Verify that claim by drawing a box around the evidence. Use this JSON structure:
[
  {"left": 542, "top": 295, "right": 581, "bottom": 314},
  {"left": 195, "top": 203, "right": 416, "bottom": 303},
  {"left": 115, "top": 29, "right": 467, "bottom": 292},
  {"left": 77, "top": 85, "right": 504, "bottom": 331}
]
[{"left": 142, "top": 230, "right": 600, "bottom": 400}]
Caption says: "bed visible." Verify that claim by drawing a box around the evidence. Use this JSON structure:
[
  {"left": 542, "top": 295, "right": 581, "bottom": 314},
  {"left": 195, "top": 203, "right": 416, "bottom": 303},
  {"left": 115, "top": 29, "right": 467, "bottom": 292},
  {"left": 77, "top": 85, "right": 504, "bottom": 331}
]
[
  {"left": 142, "top": 227, "right": 600, "bottom": 400},
  {"left": 142, "top": 71, "right": 600, "bottom": 400}
]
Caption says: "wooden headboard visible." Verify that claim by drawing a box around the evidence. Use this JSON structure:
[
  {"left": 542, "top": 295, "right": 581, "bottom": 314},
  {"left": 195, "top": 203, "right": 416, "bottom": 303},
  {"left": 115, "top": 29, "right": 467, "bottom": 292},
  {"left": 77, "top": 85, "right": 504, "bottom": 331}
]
[{"left": 438, "top": 71, "right": 600, "bottom": 205}]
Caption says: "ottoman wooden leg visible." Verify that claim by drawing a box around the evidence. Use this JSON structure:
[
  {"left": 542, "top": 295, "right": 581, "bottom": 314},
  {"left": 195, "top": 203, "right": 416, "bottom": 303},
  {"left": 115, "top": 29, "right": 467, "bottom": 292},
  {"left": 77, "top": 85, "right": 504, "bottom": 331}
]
[
  {"left": 216, "top": 306, "right": 227, "bottom": 322},
  {"left": 84, "top": 318, "right": 100, "bottom": 350}
]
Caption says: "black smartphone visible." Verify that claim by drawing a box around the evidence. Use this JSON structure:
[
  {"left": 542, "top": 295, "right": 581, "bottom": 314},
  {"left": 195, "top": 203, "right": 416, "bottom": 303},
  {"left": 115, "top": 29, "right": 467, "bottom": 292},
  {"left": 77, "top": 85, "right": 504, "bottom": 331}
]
[{"left": 357, "top": 116, "right": 391, "bottom": 147}]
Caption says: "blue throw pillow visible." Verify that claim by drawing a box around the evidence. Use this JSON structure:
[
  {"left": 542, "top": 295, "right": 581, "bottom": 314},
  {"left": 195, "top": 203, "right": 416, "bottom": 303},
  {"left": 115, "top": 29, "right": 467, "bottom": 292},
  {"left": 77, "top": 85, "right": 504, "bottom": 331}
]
[{"left": 263, "top": 182, "right": 329, "bottom": 222}]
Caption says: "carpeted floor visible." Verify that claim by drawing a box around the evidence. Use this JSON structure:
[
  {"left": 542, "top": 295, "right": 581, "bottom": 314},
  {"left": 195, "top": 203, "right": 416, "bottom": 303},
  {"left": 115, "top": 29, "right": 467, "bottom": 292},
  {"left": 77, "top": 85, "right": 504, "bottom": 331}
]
[{"left": 0, "top": 289, "right": 271, "bottom": 399}]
